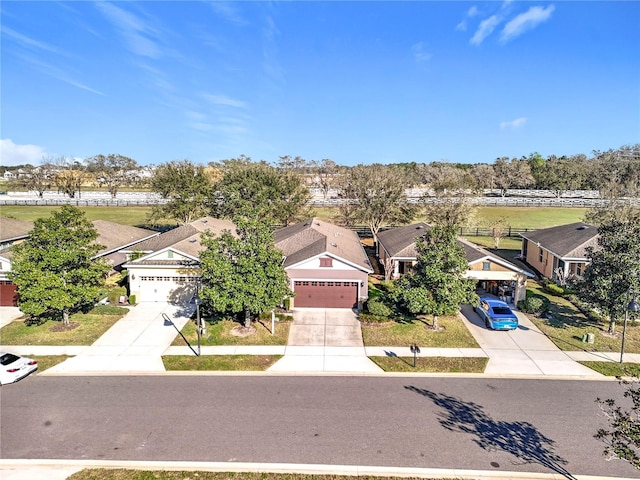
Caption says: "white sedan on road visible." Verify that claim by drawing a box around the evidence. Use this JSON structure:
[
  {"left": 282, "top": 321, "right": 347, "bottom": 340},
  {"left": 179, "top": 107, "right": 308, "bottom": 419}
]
[{"left": 0, "top": 352, "right": 38, "bottom": 385}]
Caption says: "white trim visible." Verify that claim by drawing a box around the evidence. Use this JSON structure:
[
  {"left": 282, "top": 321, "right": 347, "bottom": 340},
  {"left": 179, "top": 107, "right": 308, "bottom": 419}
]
[{"left": 285, "top": 252, "right": 373, "bottom": 274}]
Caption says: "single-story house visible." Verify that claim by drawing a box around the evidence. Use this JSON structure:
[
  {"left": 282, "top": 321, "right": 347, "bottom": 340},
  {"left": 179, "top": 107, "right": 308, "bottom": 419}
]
[
  {"left": 376, "top": 223, "right": 533, "bottom": 303},
  {"left": 275, "top": 218, "right": 373, "bottom": 309},
  {"left": 519, "top": 222, "right": 598, "bottom": 283},
  {"left": 123, "top": 217, "right": 236, "bottom": 303},
  {"left": 0, "top": 219, "right": 158, "bottom": 306}
]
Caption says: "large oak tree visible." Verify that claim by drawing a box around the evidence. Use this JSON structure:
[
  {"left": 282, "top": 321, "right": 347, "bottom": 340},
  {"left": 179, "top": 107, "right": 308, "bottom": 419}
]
[{"left": 10, "top": 206, "right": 110, "bottom": 325}]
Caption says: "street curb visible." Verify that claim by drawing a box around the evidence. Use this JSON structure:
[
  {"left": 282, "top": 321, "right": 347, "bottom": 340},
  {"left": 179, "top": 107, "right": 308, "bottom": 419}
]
[{"left": 0, "top": 459, "right": 627, "bottom": 480}]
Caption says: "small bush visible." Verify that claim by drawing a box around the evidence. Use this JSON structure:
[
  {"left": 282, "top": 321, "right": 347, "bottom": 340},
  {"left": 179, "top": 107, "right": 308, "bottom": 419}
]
[
  {"left": 366, "top": 298, "right": 392, "bottom": 317},
  {"left": 128, "top": 294, "right": 136, "bottom": 305},
  {"left": 544, "top": 283, "right": 565, "bottom": 296},
  {"left": 518, "top": 295, "right": 550, "bottom": 315}
]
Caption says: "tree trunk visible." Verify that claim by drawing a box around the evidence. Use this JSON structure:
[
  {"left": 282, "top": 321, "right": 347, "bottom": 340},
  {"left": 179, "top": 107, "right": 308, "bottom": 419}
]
[
  {"left": 62, "top": 308, "right": 70, "bottom": 326},
  {"left": 433, "top": 314, "right": 439, "bottom": 330},
  {"left": 608, "top": 316, "right": 615, "bottom": 334},
  {"left": 244, "top": 308, "right": 252, "bottom": 328}
]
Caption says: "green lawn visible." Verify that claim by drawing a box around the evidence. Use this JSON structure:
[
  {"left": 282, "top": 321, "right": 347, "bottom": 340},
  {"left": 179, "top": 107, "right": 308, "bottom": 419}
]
[
  {"left": 474, "top": 206, "right": 587, "bottom": 228},
  {"left": 370, "top": 356, "right": 487, "bottom": 373},
  {"left": 578, "top": 362, "right": 640, "bottom": 377},
  {"left": 0, "top": 205, "right": 172, "bottom": 228},
  {"left": 172, "top": 317, "right": 291, "bottom": 347},
  {"left": 524, "top": 281, "right": 640, "bottom": 354},
  {"left": 69, "top": 470, "right": 445, "bottom": 480},
  {"left": 162, "top": 355, "right": 282, "bottom": 371},
  {"left": 32, "top": 355, "right": 72, "bottom": 371},
  {"left": 0, "top": 307, "right": 127, "bottom": 345},
  {"left": 361, "top": 315, "right": 479, "bottom": 348}
]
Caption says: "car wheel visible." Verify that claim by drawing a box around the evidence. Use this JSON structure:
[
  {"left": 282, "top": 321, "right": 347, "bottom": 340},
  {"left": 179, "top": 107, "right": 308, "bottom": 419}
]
[{"left": 485, "top": 318, "right": 491, "bottom": 329}]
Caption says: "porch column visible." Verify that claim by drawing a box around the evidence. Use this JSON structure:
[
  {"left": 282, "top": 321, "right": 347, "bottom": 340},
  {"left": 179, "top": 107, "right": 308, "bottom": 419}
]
[{"left": 393, "top": 260, "right": 400, "bottom": 278}]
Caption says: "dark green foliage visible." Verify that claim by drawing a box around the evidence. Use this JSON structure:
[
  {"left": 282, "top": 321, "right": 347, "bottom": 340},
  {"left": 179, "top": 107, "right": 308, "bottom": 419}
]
[
  {"left": 518, "top": 295, "right": 550, "bottom": 315},
  {"left": 576, "top": 217, "right": 640, "bottom": 333},
  {"left": 366, "top": 298, "right": 392, "bottom": 317},
  {"left": 9, "top": 206, "right": 110, "bottom": 324},
  {"left": 199, "top": 217, "right": 292, "bottom": 328},
  {"left": 212, "top": 157, "right": 311, "bottom": 226},
  {"left": 544, "top": 282, "right": 566, "bottom": 297},
  {"left": 394, "top": 225, "right": 478, "bottom": 328}
]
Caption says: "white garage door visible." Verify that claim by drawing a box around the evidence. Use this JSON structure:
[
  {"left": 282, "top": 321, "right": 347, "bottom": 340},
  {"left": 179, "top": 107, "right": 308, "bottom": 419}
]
[{"left": 138, "top": 276, "right": 196, "bottom": 303}]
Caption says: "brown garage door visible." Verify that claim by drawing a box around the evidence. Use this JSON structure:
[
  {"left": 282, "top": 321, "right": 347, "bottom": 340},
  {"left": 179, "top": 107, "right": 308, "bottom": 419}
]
[
  {"left": 293, "top": 281, "right": 358, "bottom": 308},
  {"left": 0, "top": 281, "right": 18, "bottom": 306}
]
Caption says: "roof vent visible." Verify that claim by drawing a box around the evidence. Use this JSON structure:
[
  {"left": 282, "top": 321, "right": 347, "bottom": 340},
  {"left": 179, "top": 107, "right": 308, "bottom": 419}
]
[
  {"left": 202, "top": 219, "right": 208, "bottom": 223},
  {"left": 331, "top": 242, "right": 337, "bottom": 247},
  {"left": 189, "top": 238, "right": 197, "bottom": 243},
  {"left": 416, "top": 225, "right": 424, "bottom": 229},
  {"left": 577, "top": 226, "right": 588, "bottom": 230}
]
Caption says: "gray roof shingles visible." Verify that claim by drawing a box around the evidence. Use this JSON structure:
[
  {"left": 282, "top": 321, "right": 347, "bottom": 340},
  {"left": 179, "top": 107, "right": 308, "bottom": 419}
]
[
  {"left": 275, "top": 218, "right": 373, "bottom": 272},
  {"left": 519, "top": 222, "right": 599, "bottom": 259}
]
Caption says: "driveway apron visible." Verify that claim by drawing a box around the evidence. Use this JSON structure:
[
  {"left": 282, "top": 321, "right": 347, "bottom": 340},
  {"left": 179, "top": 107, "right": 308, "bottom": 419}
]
[
  {"left": 42, "top": 302, "right": 194, "bottom": 374},
  {"left": 268, "top": 308, "right": 383, "bottom": 373},
  {"left": 460, "top": 304, "right": 601, "bottom": 377}
]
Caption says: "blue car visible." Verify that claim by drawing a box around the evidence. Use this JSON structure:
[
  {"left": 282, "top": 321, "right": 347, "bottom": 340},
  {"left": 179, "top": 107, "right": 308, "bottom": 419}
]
[{"left": 475, "top": 297, "right": 519, "bottom": 330}]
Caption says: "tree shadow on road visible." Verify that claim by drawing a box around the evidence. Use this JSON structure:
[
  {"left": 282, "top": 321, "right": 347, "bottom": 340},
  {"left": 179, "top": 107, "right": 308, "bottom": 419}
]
[{"left": 405, "top": 385, "right": 576, "bottom": 480}]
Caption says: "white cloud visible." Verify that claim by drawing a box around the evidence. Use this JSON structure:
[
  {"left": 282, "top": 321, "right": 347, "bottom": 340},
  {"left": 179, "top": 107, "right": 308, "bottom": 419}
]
[
  {"left": 456, "top": 6, "right": 479, "bottom": 32},
  {"left": 411, "top": 42, "right": 432, "bottom": 63},
  {"left": 470, "top": 15, "right": 501, "bottom": 45},
  {"left": 0, "top": 139, "right": 49, "bottom": 166},
  {"left": 95, "top": 2, "right": 162, "bottom": 59},
  {"left": 500, "top": 5, "right": 555, "bottom": 43},
  {"left": 500, "top": 117, "right": 527, "bottom": 130},
  {"left": 209, "top": 2, "right": 248, "bottom": 26},
  {"left": 201, "top": 93, "right": 247, "bottom": 109}
]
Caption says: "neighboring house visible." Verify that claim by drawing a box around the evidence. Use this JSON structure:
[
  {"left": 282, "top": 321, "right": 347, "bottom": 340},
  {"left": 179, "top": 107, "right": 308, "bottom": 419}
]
[
  {"left": 275, "top": 218, "right": 373, "bottom": 309},
  {"left": 519, "top": 222, "right": 598, "bottom": 283},
  {"left": 0, "top": 218, "right": 158, "bottom": 306},
  {"left": 0, "top": 217, "right": 34, "bottom": 250},
  {"left": 124, "top": 217, "right": 236, "bottom": 303},
  {"left": 377, "top": 223, "right": 533, "bottom": 303}
]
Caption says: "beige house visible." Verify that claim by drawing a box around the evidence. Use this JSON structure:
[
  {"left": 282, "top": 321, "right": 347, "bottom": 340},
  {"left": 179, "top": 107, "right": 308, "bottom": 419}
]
[
  {"left": 519, "top": 222, "right": 598, "bottom": 283},
  {"left": 123, "top": 217, "right": 236, "bottom": 303},
  {"left": 376, "top": 223, "right": 533, "bottom": 303},
  {"left": 275, "top": 218, "right": 373, "bottom": 309}
]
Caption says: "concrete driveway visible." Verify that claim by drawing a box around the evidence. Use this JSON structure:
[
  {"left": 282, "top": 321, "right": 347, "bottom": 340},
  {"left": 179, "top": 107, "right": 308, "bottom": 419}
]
[
  {"left": 268, "top": 308, "right": 383, "bottom": 373},
  {"left": 460, "top": 304, "right": 601, "bottom": 377}
]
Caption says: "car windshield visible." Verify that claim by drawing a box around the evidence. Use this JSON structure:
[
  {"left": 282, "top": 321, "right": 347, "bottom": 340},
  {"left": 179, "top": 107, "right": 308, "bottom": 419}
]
[
  {"left": 492, "top": 307, "right": 513, "bottom": 315},
  {"left": 0, "top": 353, "right": 20, "bottom": 366}
]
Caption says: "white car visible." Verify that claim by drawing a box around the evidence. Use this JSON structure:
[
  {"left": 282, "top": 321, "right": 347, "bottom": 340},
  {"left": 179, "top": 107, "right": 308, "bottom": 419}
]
[{"left": 0, "top": 352, "right": 38, "bottom": 385}]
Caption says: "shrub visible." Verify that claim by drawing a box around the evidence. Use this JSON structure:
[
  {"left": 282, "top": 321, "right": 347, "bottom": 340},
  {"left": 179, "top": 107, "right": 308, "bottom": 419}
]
[
  {"left": 544, "top": 283, "right": 565, "bottom": 297},
  {"left": 128, "top": 294, "right": 136, "bottom": 305},
  {"left": 518, "top": 295, "right": 550, "bottom": 315},
  {"left": 366, "top": 298, "right": 392, "bottom": 317}
]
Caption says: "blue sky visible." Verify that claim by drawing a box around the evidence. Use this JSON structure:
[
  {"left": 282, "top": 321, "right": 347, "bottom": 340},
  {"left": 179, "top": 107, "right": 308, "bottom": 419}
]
[{"left": 1, "top": 1, "right": 638, "bottom": 167}]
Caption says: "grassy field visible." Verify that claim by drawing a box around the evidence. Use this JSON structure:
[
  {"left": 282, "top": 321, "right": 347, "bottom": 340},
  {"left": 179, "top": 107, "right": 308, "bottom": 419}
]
[
  {"left": 579, "top": 362, "right": 640, "bottom": 377},
  {"left": 2, "top": 204, "right": 587, "bottom": 230}
]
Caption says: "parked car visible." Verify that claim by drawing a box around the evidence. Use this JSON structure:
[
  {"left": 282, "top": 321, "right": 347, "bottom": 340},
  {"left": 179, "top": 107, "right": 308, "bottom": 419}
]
[
  {"left": 475, "top": 297, "right": 519, "bottom": 330},
  {"left": 0, "top": 352, "right": 37, "bottom": 386}
]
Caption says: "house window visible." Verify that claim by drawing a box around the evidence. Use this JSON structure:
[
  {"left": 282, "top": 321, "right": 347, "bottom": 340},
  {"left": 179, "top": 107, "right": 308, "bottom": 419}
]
[
  {"left": 576, "top": 263, "right": 583, "bottom": 276},
  {"left": 539, "top": 247, "right": 544, "bottom": 263},
  {"left": 482, "top": 262, "right": 491, "bottom": 271},
  {"left": 167, "top": 251, "right": 173, "bottom": 259},
  {"left": 319, "top": 257, "right": 333, "bottom": 267}
]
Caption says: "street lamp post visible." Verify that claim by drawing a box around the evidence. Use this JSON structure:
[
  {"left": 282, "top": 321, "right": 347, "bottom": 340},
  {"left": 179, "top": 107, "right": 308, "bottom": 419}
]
[{"left": 620, "top": 290, "right": 640, "bottom": 363}]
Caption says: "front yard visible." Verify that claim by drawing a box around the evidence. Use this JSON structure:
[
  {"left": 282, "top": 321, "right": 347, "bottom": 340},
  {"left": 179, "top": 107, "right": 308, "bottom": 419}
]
[{"left": 0, "top": 305, "right": 128, "bottom": 346}]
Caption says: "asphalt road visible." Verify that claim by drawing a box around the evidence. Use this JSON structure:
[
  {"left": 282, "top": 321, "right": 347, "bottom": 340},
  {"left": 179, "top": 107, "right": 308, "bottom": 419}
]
[{"left": 1, "top": 375, "right": 638, "bottom": 479}]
